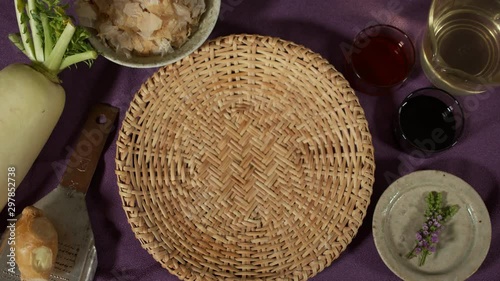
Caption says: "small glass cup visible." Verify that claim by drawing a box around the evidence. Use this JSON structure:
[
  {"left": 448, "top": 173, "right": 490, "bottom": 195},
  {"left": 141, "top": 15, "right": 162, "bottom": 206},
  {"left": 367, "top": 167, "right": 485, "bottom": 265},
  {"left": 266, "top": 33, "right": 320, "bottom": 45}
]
[
  {"left": 421, "top": 0, "right": 500, "bottom": 96},
  {"left": 394, "top": 87, "right": 465, "bottom": 157},
  {"left": 344, "top": 24, "right": 415, "bottom": 96}
]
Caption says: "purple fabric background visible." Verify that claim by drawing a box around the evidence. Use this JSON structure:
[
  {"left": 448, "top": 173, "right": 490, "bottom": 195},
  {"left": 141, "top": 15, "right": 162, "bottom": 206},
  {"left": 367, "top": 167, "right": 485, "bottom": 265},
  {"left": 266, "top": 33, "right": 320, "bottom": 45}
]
[{"left": 1, "top": 0, "right": 499, "bottom": 280}]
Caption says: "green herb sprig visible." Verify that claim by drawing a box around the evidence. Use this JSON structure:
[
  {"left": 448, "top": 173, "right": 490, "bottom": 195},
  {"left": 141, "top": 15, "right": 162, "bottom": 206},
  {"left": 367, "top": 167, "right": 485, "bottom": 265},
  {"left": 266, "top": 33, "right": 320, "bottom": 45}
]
[{"left": 406, "top": 191, "right": 459, "bottom": 266}]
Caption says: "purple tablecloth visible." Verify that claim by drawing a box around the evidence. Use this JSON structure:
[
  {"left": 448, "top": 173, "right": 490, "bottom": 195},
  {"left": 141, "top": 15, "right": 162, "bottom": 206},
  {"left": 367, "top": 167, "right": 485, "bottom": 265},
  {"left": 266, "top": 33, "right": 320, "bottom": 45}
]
[{"left": 1, "top": 0, "right": 499, "bottom": 280}]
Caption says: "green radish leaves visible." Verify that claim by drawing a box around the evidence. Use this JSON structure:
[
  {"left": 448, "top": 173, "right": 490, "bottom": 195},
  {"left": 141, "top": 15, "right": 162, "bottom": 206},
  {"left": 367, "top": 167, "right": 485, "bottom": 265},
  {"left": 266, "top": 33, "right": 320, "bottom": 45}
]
[{"left": 10, "top": 0, "right": 97, "bottom": 77}]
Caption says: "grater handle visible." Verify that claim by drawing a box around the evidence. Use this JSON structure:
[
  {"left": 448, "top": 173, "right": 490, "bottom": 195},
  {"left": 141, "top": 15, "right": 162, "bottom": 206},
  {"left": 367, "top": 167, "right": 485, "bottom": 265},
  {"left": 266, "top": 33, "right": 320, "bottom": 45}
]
[{"left": 60, "top": 103, "right": 119, "bottom": 194}]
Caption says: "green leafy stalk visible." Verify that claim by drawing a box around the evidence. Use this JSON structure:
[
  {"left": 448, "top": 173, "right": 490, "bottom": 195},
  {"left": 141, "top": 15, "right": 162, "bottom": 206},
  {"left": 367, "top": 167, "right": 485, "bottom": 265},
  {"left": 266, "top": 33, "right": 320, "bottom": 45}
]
[
  {"left": 41, "top": 13, "right": 53, "bottom": 59},
  {"left": 8, "top": 33, "right": 29, "bottom": 57},
  {"left": 9, "top": 0, "right": 97, "bottom": 78},
  {"left": 27, "top": 0, "right": 44, "bottom": 61},
  {"left": 44, "top": 21, "right": 75, "bottom": 72},
  {"left": 59, "top": 50, "right": 97, "bottom": 70},
  {"left": 14, "top": 0, "right": 35, "bottom": 60}
]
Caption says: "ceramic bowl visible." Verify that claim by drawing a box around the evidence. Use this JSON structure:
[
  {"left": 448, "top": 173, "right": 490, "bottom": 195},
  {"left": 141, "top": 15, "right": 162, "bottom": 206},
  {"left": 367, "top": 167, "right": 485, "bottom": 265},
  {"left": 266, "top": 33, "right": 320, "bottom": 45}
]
[{"left": 87, "top": 0, "right": 220, "bottom": 68}]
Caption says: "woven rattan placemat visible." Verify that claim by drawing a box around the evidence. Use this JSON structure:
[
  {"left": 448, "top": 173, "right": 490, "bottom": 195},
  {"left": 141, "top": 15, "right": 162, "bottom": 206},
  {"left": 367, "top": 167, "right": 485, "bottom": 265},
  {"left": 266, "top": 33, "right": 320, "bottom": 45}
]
[{"left": 115, "top": 34, "right": 375, "bottom": 280}]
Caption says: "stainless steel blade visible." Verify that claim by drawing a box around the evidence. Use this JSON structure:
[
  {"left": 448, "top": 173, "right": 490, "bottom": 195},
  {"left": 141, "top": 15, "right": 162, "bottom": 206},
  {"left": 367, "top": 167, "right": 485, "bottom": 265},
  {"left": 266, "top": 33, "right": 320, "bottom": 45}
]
[
  {"left": 0, "top": 186, "right": 97, "bottom": 281},
  {"left": 0, "top": 104, "right": 118, "bottom": 281}
]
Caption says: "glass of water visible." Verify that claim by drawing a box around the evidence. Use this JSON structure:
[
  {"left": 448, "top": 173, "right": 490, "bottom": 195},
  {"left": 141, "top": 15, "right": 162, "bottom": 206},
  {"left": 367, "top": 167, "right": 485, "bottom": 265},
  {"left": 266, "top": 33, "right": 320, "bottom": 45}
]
[{"left": 421, "top": 0, "right": 500, "bottom": 96}]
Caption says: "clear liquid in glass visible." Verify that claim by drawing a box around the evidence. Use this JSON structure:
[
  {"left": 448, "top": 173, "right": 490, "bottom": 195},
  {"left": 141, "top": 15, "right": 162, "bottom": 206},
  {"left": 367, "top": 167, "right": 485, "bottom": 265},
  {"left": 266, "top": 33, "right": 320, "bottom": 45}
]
[{"left": 421, "top": 8, "right": 500, "bottom": 95}]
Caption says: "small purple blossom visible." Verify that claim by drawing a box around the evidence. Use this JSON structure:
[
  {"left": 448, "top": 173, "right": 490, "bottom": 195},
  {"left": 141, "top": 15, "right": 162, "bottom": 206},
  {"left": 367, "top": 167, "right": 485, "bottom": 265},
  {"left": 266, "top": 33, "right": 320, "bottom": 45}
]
[
  {"left": 423, "top": 224, "right": 428, "bottom": 231},
  {"left": 416, "top": 232, "right": 422, "bottom": 241},
  {"left": 415, "top": 247, "right": 422, "bottom": 254},
  {"left": 423, "top": 230, "right": 429, "bottom": 236},
  {"left": 437, "top": 215, "right": 443, "bottom": 220},
  {"left": 431, "top": 234, "right": 439, "bottom": 243},
  {"left": 429, "top": 246, "right": 436, "bottom": 253}
]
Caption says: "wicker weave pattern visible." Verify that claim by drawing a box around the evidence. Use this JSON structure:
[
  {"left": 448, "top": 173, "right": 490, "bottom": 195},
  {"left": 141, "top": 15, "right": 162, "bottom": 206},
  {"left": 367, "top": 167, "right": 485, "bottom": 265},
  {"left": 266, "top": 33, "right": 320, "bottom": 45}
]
[{"left": 116, "top": 34, "right": 375, "bottom": 281}]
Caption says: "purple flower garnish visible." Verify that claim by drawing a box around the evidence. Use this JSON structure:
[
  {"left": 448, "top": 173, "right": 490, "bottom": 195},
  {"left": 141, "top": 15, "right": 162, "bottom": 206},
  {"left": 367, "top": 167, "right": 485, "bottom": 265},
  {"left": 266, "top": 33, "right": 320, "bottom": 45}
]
[{"left": 406, "top": 191, "right": 460, "bottom": 267}]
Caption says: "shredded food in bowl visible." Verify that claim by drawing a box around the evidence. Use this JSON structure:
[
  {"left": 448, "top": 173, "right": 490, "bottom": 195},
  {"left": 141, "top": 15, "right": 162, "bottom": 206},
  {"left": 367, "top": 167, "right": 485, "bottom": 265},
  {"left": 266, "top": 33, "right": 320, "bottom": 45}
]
[{"left": 76, "top": 0, "right": 206, "bottom": 57}]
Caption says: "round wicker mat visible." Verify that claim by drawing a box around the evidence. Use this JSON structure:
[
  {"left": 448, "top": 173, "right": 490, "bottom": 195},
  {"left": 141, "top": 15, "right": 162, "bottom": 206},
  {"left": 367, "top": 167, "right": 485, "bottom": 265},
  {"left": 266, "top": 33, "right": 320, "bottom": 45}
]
[{"left": 115, "top": 34, "right": 375, "bottom": 280}]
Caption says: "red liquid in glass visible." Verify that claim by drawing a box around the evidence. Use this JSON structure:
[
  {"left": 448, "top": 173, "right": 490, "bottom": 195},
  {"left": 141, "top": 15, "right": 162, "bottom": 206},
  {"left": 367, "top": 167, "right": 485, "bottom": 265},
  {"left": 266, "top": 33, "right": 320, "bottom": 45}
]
[{"left": 351, "top": 36, "right": 409, "bottom": 86}]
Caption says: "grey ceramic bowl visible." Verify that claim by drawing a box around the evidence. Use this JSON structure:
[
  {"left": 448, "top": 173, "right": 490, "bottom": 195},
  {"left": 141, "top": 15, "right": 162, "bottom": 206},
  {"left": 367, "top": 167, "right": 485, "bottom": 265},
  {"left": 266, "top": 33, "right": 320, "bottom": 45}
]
[{"left": 88, "top": 0, "right": 220, "bottom": 68}]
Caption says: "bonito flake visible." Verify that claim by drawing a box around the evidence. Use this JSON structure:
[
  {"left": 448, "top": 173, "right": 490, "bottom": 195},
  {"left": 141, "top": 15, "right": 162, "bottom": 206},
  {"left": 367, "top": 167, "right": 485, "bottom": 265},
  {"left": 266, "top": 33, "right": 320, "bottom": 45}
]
[{"left": 76, "top": 0, "right": 206, "bottom": 57}]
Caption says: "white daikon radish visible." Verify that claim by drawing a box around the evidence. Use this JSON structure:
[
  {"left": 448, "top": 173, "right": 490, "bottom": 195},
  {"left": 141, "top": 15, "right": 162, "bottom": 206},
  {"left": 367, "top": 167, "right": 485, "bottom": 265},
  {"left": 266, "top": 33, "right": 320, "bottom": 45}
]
[{"left": 0, "top": 0, "right": 97, "bottom": 211}]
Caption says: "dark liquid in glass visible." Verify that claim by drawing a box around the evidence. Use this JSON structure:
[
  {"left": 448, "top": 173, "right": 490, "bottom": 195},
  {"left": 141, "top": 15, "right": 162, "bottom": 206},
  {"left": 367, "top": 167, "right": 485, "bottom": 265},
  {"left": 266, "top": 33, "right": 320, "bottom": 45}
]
[
  {"left": 399, "top": 95, "right": 457, "bottom": 151},
  {"left": 352, "top": 36, "right": 410, "bottom": 86}
]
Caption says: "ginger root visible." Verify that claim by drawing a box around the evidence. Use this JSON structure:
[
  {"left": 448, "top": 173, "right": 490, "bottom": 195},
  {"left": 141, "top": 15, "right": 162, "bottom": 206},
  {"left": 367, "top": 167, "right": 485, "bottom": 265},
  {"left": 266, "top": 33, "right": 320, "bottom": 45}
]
[{"left": 15, "top": 206, "right": 58, "bottom": 281}]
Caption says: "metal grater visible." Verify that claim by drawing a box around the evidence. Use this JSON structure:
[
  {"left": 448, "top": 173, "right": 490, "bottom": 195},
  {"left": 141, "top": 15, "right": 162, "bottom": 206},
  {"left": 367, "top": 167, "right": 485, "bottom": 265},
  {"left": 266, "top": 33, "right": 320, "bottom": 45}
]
[{"left": 0, "top": 104, "right": 118, "bottom": 281}]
